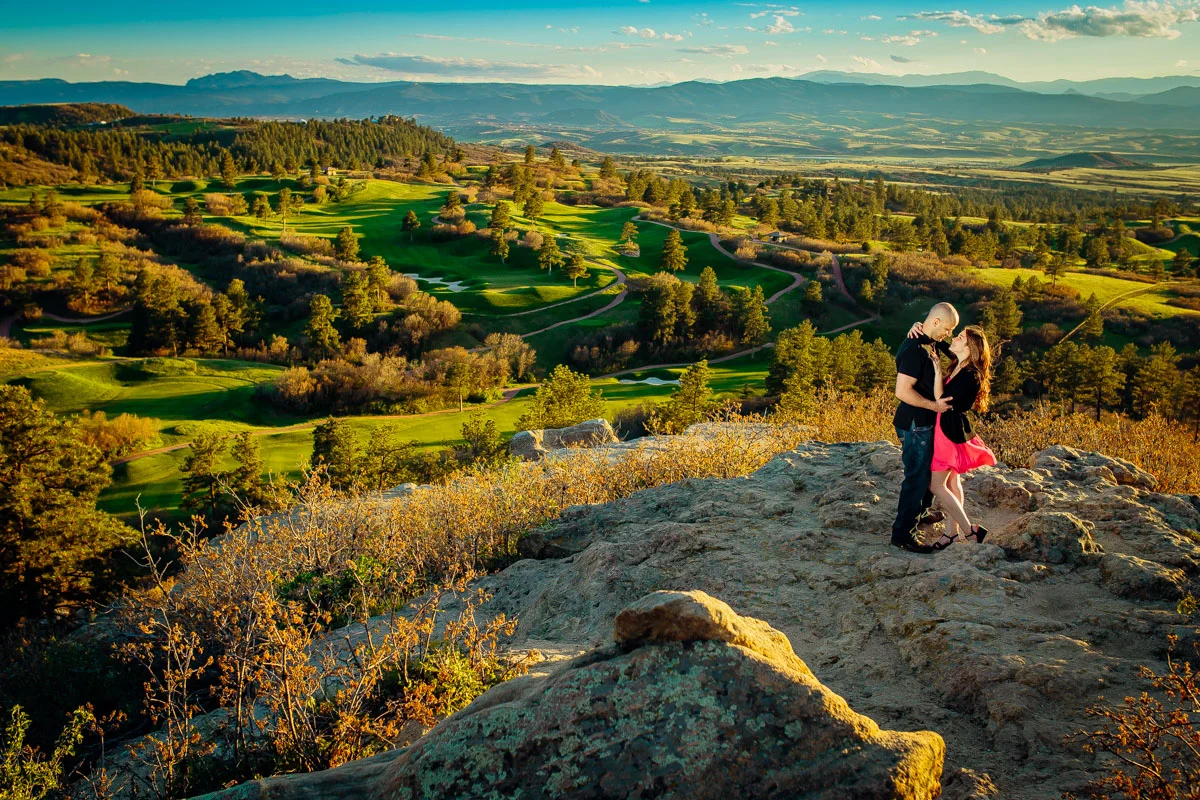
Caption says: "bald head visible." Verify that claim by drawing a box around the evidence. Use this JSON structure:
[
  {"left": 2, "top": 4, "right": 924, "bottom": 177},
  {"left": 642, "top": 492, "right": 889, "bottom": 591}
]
[{"left": 923, "top": 302, "right": 959, "bottom": 340}]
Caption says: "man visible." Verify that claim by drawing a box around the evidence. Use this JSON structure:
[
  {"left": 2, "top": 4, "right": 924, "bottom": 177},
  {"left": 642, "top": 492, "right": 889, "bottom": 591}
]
[{"left": 890, "top": 302, "right": 958, "bottom": 553}]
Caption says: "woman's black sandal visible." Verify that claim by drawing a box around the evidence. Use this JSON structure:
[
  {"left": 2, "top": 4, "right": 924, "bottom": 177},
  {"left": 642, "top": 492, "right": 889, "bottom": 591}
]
[
  {"left": 967, "top": 525, "right": 989, "bottom": 544},
  {"left": 931, "top": 533, "right": 959, "bottom": 551}
]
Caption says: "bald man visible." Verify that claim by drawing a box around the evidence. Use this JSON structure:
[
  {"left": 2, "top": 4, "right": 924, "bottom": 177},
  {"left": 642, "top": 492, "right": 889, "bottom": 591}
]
[{"left": 890, "top": 302, "right": 959, "bottom": 553}]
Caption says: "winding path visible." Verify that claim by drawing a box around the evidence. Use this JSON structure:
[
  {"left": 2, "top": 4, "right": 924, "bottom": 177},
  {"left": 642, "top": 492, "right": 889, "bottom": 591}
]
[
  {"left": 591, "top": 219, "right": 881, "bottom": 379},
  {"left": 0, "top": 307, "right": 130, "bottom": 339}
]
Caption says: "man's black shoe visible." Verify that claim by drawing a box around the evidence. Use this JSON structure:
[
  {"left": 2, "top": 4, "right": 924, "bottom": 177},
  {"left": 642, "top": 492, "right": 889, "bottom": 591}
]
[
  {"left": 890, "top": 538, "right": 935, "bottom": 554},
  {"left": 916, "top": 509, "right": 945, "bottom": 527}
]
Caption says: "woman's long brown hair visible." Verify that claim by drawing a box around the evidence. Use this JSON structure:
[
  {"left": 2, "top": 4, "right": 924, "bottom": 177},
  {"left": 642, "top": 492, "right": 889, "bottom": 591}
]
[{"left": 959, "top": 325, "right": 992, "bottom": 412}]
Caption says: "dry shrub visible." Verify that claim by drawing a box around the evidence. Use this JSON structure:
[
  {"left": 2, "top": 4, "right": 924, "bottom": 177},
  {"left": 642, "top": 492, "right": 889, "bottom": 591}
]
[
  {"left": 279, "top": 231, "right": 335, "bottom": 258},
  {"left": 29, "top": 216, "right": 50, "bottom": 232},
  {"left": 115, "top": 505, "right": 529, "bottom": 796},
  {"left": 784, "top": 235, "right": 861, "bottom": 254},
  {"left": 978, "top": 406, "right": 1200, "bottom": 493},
  {"left": 760, "top": 248, "right": 810, "bottom": 270},
  {"left": 28, "top": 330, "right": 109, "bottom": 356},
  {"left": 733, "top": 239, "right": 760, "bottom": 262},
  {"left": 1068, "top": 636, "right": 1200, "bottom": 800},
  {"left": 521, "top": 230, "right": 544, "bottom": 250},
  {"left": 75, "top": 410, "right": 157, "bottom": 458},
  {"left": 203, "top": 193, "right": 247, "bottom": 217}
]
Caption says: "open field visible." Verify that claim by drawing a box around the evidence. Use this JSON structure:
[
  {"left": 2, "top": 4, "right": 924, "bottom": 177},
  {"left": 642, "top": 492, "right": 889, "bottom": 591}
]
[{"left": 971, "top": 266, "right": 1198, "bottom": 319}]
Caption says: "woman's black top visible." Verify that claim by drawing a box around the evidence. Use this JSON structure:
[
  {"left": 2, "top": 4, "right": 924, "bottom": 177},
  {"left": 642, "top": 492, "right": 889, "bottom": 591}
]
[{"left": 939, "top": 367, "right": 980, "bottom": 444}]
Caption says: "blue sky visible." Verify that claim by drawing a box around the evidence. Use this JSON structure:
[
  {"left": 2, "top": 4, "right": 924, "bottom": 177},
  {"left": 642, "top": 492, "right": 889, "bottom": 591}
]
[{"left": 2, "top": 1, "right": 1199, "bottom": 85}]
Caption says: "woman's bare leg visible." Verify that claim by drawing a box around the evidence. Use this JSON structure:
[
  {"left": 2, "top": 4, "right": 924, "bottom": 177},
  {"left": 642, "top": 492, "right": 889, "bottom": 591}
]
[
  {"left": 931, "top": 469, "right": 972, "bottom": 537},
  {"left": 949, "top": 474, "right": 967, "bottom": 537}
]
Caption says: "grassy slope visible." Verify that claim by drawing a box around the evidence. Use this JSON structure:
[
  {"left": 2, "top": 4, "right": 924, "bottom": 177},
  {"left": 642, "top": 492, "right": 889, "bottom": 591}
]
[{"left": 971, "top": 266, "right": 1196, "bottom": 318}]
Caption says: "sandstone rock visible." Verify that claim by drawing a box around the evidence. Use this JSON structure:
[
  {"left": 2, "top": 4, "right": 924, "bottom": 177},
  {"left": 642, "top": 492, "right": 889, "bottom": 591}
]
[
  {"left": 508, "top": 418, "right": 618, "bottom": 461},
  {"left": 969, "top": 471, "right": 1035, "bottom": 511},
  {"left": 204, "top": 591, "right": 946, "bottom": 800},
  {"left": 1100, "top": 552, "right": 1186, "bottom": 600},
  {"left": 1033, "top": 445, "right": 1157, "bottom": 491},
  {"left": 992, "top": 511, "right": 1103, "bottom": 565}
]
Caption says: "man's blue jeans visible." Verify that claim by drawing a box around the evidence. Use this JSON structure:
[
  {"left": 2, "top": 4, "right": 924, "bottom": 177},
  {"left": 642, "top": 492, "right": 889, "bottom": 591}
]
[{"left": 891, "top": 423, "right": 935, "bottom": 543}]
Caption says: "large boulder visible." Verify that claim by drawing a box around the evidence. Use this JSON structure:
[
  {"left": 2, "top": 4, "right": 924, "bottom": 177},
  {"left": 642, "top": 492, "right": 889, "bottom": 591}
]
[
  {"left": 991, "top": 511, "right": 1103, "bottom": 565},
  {"left": 201, "top": 591, "right": 945, "bottom": 800},
  {"left": 508, "top": 418, "right": 618, "bottom": 461}
]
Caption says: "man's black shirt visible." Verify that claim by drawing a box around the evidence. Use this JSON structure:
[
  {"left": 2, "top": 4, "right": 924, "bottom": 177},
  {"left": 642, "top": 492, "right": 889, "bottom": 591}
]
[{"left": 893, "top": 335, "right": 939, "bottom": 430}]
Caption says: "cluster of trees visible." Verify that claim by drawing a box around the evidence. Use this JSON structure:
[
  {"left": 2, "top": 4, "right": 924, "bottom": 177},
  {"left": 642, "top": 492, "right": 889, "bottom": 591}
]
[
  {"left": 1021, "top": 339, "right": 1200, "bottom": 430},
  {"left": 309, "top": 412, "right": 509, "bottom": 492},
  {"left": 179, "top": 431, "right": 284, "bottom": 522},
  {"left": 0, "top": 116, "right": 454, "bottom": 184},
  {"left": 569, "top": 263, "right": 771, "bottom": 375},
  {"left": 766, "top": 322, "right": 895, "bottom": 404},
  {"left": 0, "top": 386, "right": 135, "bottom": 626},
  {"left": 272, "top": 334, "right": 535, "bottom": 415},
  {"left": 129, "top": 272, "right": 263, "bottom": 356}
]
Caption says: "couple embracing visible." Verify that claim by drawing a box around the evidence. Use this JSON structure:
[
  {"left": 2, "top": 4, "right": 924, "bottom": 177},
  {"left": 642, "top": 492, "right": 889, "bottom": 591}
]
[{"left": 891, "top": 303, "right": 996, "bottom": 554}]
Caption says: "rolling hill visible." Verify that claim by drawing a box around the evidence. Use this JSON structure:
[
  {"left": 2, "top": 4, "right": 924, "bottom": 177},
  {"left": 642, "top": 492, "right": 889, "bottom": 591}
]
[{"left": 1018, "top": 151, "right": 1154, "bottom": 170}]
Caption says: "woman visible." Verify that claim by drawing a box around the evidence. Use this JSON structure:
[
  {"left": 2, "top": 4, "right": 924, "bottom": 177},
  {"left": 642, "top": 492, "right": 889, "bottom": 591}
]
[{"left": 908, "top": 323, "right": 996, "bottom": 549}]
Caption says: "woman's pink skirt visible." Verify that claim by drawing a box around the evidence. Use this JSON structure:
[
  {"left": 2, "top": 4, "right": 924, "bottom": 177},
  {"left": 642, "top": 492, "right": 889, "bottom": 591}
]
[{"left": 931, "top": 413, "right": 997, "bottom": 474}]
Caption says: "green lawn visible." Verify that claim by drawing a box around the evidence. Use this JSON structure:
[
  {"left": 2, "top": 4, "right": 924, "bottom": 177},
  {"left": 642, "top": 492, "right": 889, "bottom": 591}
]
[{"left": 971, "top": 266, "right": 1197, "bottom": 319}]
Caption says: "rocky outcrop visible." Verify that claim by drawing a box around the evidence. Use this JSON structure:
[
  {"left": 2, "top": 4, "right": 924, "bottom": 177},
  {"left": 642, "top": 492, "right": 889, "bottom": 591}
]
[
  {"left": 465, "top": 441, "right": 1200, "bottom": 799},
  {"left": 204, "top": 439, "right": 1200, "bottom": 800},
  {"left": 508, "top": 418, "right": 618, "bottom": 461},
  {"left": 201, "top": 591, "right": 945, "bottom": 800}
]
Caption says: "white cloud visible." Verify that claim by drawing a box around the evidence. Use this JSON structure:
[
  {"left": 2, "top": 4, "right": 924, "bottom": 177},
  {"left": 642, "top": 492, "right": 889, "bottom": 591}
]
[
  {"left": 616, "top": 25, "right": 669, "bottom": 40},
  {"left": 694, "top": 12, "right": 714, "bottom": 26},
  {"left": 911, "top": 2, "right": 1200, "bottom": 42},
  {"left": 882, "top": 34, "right": 921, "bottom": 45},
  {"left": 863, "top": 14, "right": 883, "bottom": 21},
  {"left": 815, "top": 53, "right": 828, "bottom": 62},
  {"left": 1177, "top": 58, "right": 1189, "bottom": 66},
  {"left": 1019, "top": 1, "right": 1200, "bottom": 42},
  {"left": 767, "top": 15, "right": 796, "bottom": 34},
  {"left": 764, "top": 40, "right": 779, "bottom": 46},
  {"left": 908, "top": 10, "right": 1011, "bottom": 34},
  {"left": 749, "top": 7, "right": 802, "bottom": 19},
  {"left": 337, "top": 53, "right": 601, "bottom": 80},
  {"left": 852, "top": 55, "right": 883, "bottom": 71},
  {"left": 678, "top": 44, "right": 751, "bottom": 56},
  {"left": 975, "top": 46, "right": 988, "bottom": 54},
  {"left": 661, "top": 32, "right": 684, "bottom": 41}
]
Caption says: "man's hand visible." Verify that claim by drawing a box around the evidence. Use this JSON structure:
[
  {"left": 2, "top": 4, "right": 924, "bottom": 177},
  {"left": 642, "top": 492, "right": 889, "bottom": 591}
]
[{"left": 932, "top": 397, "right": 952, "bottom": 413}]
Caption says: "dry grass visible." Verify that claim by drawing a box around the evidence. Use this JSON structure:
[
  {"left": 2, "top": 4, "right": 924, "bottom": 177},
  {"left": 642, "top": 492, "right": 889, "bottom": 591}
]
[{"left": 979, "top": 406, "right": 1200, "bottom": 494}]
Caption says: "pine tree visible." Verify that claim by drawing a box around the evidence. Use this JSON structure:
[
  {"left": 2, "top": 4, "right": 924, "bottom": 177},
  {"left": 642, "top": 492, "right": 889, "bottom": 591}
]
[
  {"left": 490, "top": 201, "right": 511, "bottom": 231},
  {"left": 1132, "top": 341, "right": 1179, "bottom": 417},
  {"left": 656, "top": 360, "right": 713, "bottom": 434},
  {"left": 229, "top": 431, "right": 269, "bottom": 507},
  {"left": 599, "top": 156, "right": 617, "bottom": 180},
  {"left": 311, "top": 418, "right": 358, "bottom": 490},
  {"left": 1081, "top": 293, "right": 1104, "bottom": 339},
  {"left": 982, "top": 289, "right": 1023, "bottom": 341},
  {"left": 620, "top": 221, "right": 639, "bottom": 246},
  {"left": 189, "top": 302, "right": 224, "bottom": 353},
  {"left": 305, "top": 294, "right": 341, "bottom": 358},
  {"left": 278, "top": 187, "right": 292, "bottom": 232},
  {"left": 732, "top": 285, "right": 770, "bottom": 344},
  {"left": 336, "top": 226, "right": 359, "bottom": 261},
  {"left": 1178, "top": 366, "right": 1200, "bottom": 441},
  {"left": 490, "top": 227, "right": 510, "bottom": 263},
  {"left": 183, "top": 196, "right": 202, "bottom": 226},
  {"left": 446, "top": 359, "right": 478, "bottom": 413},
  {"left": 523, "top": 192, "right": 544, "bottom": 220},
  {"left": 803, "top": 280, "right": 823, "bottom": 315},
  {"left": 538, "top": 235, "right": 564, "bottom": 275},
  {"left": 1078, "top": 345, "right": 1125, "bottom": 422},
  {"left": 1172, "top": 247, "right": 1195, "bottom": 277},
  {"left": 454, "top": 413, "right": 508, "bottom": 468},
  {"left": 661, "top": 229, "right": 688, "bottom": 272},
  {"left": 564, "top": 252, "right": 589, "bottom": 287},
  {"left": 220, "top": 149, "right": 237, "bottom": 189},
  {"left": 357, "top": 258, "right": 388, "bottom": 313},
  {"left": 516, "top": 364, "right": 606, "bottom": 431},
  {"left": 361, "top": 426, "right": 417, "bottom": 492},
  {"left": 524, "top": 145, "right": 536, "bottom": 164},
  {"left": 402, "top": 210, "right": 421, "bottom": 242},
  {"left": 1043, "top": 253, "right": 1065, "bottom": 286},
  {"left": 549, "top": 145, "right": 566, "bottom": 170},
  {"left": 181, "top": 432, "right": 228, "bottom": 519},
  {"left": 341, "top": 271, "right": 374, "bottom": 330}
]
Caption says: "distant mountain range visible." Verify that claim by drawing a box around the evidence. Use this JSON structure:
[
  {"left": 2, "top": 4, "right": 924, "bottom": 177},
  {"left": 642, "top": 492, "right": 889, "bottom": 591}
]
[{"left": 4, "top": 70, "right": 1200, "bottom": 158}]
